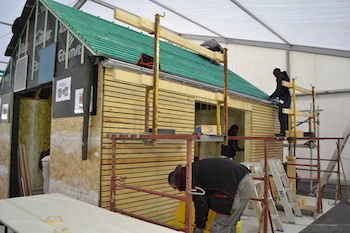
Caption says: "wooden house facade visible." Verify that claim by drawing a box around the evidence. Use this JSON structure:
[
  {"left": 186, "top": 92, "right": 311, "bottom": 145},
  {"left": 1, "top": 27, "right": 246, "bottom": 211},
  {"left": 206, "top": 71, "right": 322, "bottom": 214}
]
[{"left": 0, "top": 0, "right": 282, "bottom": 223}]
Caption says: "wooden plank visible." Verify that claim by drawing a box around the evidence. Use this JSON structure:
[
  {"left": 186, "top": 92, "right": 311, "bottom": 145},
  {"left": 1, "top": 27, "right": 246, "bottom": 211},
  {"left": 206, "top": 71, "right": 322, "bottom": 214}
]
[
  {"left": 103, "top": 127, "right": 193, "bottom": 134},
  {"left": 19, "top": 144, "right": 31, "bottom": 196},
  {"left": 101, "top": 152, "right": 189, "bottom": 160},
  {"left": 104, "top": 101, "right": 194, "bottom": 114},
  {"left": 282, "top": 81, "right": 313, "bottom": 94},
  {"left": 101, "top": 143, "right": 190, "bottom": 153},
  {"left": 282, "top": 108, "right": 313, "bottom": 117},
  {"left": 101, "top": 160, "right": 182, "bottom": 170},
  {"left": 103, "top": 120, "right": 193, "bottom": 129},
  {"left": 101, "top": 72, "right": 196, "bottom": 223},
  {"left": 105, "top": 79, "right": 196, "bottom": 102},
  {"left": 101, "top": 178, "right": 169, "bottom": 190},
  {"left": 103, "top": 108, "right": 195, "bottom": 120},
  {"left": 117, "top": 197, "right": 176, "bottom": 213},
  {"left": 114, "top": 9, "right": 224, "bottom": 63},
  {"left": 104, "top": 91, "right": 195, "bottom": 109},
  {"left": 101, "top": 156, "right": 187, "bottom": 164}
]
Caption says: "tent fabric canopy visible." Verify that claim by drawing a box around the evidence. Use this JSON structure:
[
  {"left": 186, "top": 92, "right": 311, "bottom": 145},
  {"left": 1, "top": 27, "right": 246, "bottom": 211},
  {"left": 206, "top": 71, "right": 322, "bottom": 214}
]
[
  {"left": 1, "top": 0, "right": 350, "bottom": 72},
  {"left": 79, "top": 0, "right": 350, "bottom": 52}
]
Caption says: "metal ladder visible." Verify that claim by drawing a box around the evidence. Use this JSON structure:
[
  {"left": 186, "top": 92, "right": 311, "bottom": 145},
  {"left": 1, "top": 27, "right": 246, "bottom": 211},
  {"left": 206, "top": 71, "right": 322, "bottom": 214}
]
[
  {"left": 265, "top": 159, "right": 302, "bottom": 224},
  {"left": 321, "top": 120, "right": 350, "bottom": 187},
  {"left": 241, "top": 162, "right": 284, "bottom": 232}
]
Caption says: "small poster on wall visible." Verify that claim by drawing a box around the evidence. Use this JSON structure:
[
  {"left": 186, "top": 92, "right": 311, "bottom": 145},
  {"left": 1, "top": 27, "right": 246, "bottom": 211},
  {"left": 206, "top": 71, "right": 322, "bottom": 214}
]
[
  {"left": 56, "top": 77, "right": 71, "bottom": 102},
  {"left": 74, "top": 88, "right": 84, "bottom": 114},
  {"left": 74, "top": 88, "right": 93, "bottom": 114},
  {"left": 1, "top": 104, "right": 9, "bottom": 120}
]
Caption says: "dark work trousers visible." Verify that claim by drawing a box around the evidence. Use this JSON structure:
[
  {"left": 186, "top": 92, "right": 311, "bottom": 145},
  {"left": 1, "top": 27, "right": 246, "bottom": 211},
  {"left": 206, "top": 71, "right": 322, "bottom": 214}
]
[
  {"left": 210, "top": 174, "right": 254, "bottom": 233},
  {"left": 279, "top": 94, "right": 291, "bottom": 135}
]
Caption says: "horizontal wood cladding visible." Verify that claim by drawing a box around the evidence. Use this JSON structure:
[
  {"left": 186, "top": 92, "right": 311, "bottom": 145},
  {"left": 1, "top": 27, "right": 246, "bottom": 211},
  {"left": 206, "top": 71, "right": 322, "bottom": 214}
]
[
  {"left": 101, "top": 71, "right": 195, "bottom": 223},
  {"left": 251, "top": 103, "right": 282, "bottom": 162}
]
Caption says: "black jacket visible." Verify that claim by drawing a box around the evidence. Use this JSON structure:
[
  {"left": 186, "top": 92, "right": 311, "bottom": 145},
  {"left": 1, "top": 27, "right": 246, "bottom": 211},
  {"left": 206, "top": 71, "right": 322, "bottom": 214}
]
[
  {"left": 220, "top": 130, "right": 242, "bottom": 158},
  {"left": 177, "top": 158, "right": 250, "bottom": 228},
  {"left": 270, "top": 71, "right": 290, "bottom": 98}
]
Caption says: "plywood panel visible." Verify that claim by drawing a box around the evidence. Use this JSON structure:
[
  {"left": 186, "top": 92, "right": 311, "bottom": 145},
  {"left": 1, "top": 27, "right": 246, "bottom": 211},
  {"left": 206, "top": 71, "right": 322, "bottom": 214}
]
[{"left": 0, "top": 123, "right": 11, "bottom": 199}]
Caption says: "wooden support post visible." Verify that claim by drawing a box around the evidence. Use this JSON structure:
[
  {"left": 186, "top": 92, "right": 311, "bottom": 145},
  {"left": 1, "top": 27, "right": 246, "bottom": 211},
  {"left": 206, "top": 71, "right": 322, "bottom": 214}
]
[
  {"left": 223, "top": 48, "right": 228, "bottom": 145},
  {"left": 216, "top": 101, "right": 221, "bottom": 135},
  {"left": 312, "top": 86, "right": 317, "bottom": 139},
  {"left": 292, "top": 79, "right": 297, "bottom": 138},
  {"left": 152, "top": 14, "right": 162, "bottom": 136},
  {"left": 263, "top": 140, "right": 269, "bottom": 233},
  {"left": 145, "top": 86, "right": 151, "bottom": 133},
  {"left": 110, "top": 136, "right": 116, "bottom": 211},
  {"left": 286, "top": 156, "right": 297, "bottom": 193},
  {"left": 316, "top": 139, "right": 323, "bottom": 214},
  {"left": 185, "top": 139, "right": 193, "bottom": 233}
]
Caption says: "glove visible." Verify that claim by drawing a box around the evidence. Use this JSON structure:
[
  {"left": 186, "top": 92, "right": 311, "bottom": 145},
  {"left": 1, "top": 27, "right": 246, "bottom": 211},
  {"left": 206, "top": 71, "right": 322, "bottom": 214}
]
[{"left": 193, "top": 227, "right": 204, "bottom": 233}]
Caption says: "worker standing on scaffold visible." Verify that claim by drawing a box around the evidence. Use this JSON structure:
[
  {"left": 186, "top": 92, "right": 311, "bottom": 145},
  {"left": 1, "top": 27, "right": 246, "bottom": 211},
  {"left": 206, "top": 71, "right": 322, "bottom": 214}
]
[{"left": 269, "top": 68, "right": 291, "bottom": 137}]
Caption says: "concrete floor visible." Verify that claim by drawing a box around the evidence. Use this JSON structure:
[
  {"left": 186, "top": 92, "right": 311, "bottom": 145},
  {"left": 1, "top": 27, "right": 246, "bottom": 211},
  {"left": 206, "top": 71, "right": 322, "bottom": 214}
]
[{"left": 240, "top": 195, "right": 337, "bottom": 233}]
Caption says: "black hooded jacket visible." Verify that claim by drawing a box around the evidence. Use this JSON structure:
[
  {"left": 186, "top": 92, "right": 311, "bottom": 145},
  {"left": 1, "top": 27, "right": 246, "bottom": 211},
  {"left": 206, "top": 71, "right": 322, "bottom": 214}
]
[
  {"left": 270, "top": 71, "right": 290, "bottom": 98},
  {"left": 220, "top": 129, "right": 243, "bottom": 159},
  {"left": 177, "top": 158, "right": 250, "bottom": 228}
]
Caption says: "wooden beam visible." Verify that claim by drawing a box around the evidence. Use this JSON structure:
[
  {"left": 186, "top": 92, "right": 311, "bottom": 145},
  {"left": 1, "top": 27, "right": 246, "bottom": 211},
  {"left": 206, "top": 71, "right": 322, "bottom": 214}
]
[
  {"left": 282, "top": 108, "right": 313, "bottom": 117},
  {"left": 112, "top": 69, "right": 252, "bottom": 111},
  {"left": 282, "top": 81, "right": 312, "bottom": 95},
  {"left": 114, "top": 9, "right": 224, "bottom": 63}
]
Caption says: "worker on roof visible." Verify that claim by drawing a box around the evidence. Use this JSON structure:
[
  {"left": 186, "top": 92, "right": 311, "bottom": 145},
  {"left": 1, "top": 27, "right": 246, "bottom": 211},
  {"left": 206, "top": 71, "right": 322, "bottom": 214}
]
[
  {"left": 269, "top": 68, "right": 291, "bottom": 137},
  {"left": 168, "top": 158, "right": 253, "bottom": 233}
]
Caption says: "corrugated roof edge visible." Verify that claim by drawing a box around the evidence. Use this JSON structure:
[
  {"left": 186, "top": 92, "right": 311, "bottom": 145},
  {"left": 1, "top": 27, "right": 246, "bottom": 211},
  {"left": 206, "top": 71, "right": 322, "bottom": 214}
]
[{"left": 101, "top": 57, "right": 275, "bottom": 106}]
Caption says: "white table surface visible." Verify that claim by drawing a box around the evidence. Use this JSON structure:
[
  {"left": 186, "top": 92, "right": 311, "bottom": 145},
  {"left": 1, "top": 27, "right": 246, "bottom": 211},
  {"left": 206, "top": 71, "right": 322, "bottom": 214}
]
[{"left": 0, "top": 193, "right": 179, "bottom": 233}]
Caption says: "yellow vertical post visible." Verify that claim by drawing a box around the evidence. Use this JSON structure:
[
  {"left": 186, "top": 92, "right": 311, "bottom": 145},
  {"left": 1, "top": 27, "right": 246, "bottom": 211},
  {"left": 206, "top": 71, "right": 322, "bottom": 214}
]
[
  {"left": 286, "top": 156, "right": 297, "bottom": 193},
  {"left": 312, "top": 86, "right": 317, "bottom": 139},
  {"left": 292, "top": 78, "right": 297, "bottom": 138},
  {"left": 216, "top": 101, "right": 222, "bottom": 135},
  {"left": 223, "top": 48, "right": 229, "bottom": 145},
  {"left": 152, "top": 14, "right": 162, "bottom": 135},
  {"left": 145, "top": 86, "right": 151, "bottom": 133}
]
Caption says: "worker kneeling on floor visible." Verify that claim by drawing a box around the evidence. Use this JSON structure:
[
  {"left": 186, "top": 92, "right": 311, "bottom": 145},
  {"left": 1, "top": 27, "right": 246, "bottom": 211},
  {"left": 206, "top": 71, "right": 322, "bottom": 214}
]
[{"left": 168, "top": 158, "right": 254, "bottom": 233}]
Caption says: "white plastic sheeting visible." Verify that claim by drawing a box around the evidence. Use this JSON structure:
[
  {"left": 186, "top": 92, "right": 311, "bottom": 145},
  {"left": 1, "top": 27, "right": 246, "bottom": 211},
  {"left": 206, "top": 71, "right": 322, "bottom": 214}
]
[{"left": 0, "top": 193, "right": 180, "bottom": 233}]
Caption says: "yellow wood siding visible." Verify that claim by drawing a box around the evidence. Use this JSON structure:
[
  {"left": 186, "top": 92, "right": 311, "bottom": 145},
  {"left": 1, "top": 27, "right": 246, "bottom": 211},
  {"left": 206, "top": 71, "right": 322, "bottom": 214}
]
[
  {"left": 101, "top": 68, "right": 195, "bottom": 223},
  {"left": 251, "top": 102, "right": 283, "bottom": 162}
]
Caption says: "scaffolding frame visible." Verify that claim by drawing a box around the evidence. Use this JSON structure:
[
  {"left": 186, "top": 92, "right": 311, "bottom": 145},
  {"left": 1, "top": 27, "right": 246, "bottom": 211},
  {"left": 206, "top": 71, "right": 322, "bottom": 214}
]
[
  {"left": 109, "top": 8, "right": 344, "bottom": 233},
  {"left": 107, "top": 134, "right": 344, "bottom": 233},
  {"left": 284, "top": 137, "right": 343, "bottom": 218},
  {"left": 282, "top": 78, "right": 317, "bottom": 138}
]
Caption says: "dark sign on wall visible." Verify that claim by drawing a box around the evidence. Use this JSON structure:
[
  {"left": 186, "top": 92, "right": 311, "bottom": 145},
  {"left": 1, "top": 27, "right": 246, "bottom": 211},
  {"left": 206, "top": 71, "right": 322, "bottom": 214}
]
[
  {"left": 0, "top": 2, "right": 97, "bottom": 118},
  {"left": 52, "top": 60, "right": 97, "bottom": 119}
]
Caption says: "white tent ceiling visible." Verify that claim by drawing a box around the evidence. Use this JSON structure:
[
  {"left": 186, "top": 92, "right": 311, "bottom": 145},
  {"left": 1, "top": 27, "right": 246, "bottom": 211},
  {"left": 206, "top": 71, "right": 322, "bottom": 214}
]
[{"left": 1, "top": 0, "right": 350, "bottom": 71}]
